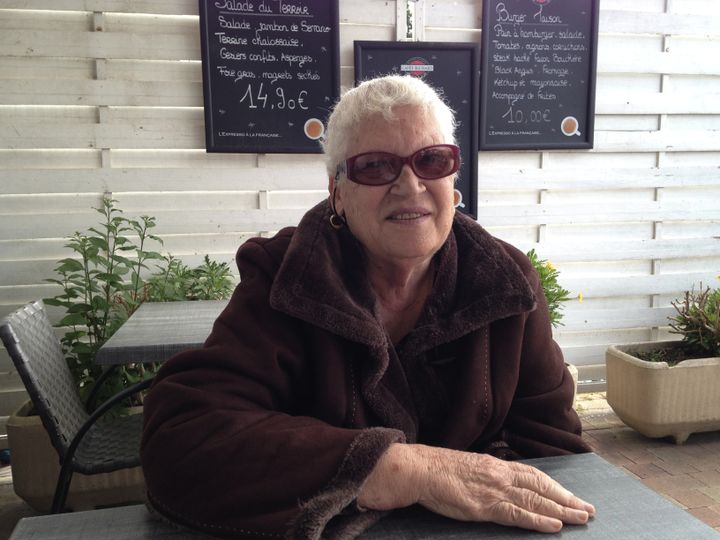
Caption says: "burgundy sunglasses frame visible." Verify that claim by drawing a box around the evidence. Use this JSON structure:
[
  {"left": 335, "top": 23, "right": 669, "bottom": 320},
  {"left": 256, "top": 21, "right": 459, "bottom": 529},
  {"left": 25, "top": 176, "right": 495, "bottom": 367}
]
[{"left": 336, "top": 144, "right": 461, "bottom": 186}]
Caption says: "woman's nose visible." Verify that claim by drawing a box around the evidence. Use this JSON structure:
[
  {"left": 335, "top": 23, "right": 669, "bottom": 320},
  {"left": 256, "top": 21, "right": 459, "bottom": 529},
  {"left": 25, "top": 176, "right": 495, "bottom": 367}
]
[{"left": 391, "top": 164, "right": 425, "bottom": 194}]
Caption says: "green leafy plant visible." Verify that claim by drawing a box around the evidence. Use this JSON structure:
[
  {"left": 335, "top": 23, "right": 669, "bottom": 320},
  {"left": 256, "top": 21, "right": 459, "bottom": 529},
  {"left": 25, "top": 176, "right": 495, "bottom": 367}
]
[
  {"left": 148, "top": 254, "right": 234, "bottom": 302},
  {"left": 44, "top": 197, "right": 234, "bottom": 408},
  {"left": 527, "top": 249, "right": 572, "bottom": 328},
  {"left": 669, "top": 284, "right": 720, "bottom": 358},
  {"left": 630, "top": 283, "right": 719, "bottom": 366}
]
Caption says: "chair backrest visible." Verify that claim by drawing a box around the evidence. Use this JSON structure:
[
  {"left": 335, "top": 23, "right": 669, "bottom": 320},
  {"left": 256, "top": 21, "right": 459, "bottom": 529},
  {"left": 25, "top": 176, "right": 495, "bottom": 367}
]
[{"left": 0, "top": 300, "right": 89, "bottom": 458}]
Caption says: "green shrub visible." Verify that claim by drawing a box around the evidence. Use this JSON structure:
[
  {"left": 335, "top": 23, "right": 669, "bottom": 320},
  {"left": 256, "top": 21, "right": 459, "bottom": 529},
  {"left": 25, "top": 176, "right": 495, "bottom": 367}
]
[
  {"left": 526, "top": 249, "right": 572, "bottom": 328},
  {"left": 669, "top": 284, "right": 720, "bottom": 358},
  {"left": 44, "top": 197, "right": 234, "bottom": 408}
]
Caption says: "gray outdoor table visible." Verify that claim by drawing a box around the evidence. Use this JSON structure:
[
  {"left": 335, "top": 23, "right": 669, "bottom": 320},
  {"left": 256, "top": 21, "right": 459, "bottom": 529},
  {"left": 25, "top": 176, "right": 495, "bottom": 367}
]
[
  {"left": 9, "top": 453, "right": 719, "bottom": 539},
  {"left": 95, "top": 300, "right": 229, "bottom": 365}
]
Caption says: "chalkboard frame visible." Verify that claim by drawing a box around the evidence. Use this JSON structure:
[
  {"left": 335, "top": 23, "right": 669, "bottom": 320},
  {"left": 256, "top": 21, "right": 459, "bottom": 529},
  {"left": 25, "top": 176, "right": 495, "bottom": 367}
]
[
  {"left": 198, "top": 0, "right": 340, "bottom": 154},
  {"left": 479, "top": 0, "right": 599, "bottom": 151},
  {"left": 354, "top": 41, "right": 479, "bottom": 218}
]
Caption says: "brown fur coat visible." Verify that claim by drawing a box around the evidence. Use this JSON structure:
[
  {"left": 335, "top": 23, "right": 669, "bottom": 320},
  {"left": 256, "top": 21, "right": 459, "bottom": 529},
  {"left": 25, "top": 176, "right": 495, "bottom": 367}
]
[{"left": 141, "top": 200, "right": 588, "bottom": 539}]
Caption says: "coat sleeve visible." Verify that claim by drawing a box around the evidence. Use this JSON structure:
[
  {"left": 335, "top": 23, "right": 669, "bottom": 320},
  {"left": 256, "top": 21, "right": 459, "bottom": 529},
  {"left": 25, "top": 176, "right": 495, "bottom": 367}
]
[
  {"left": 140, "top": 235, "right": 405, "bottom": 539},
  {"left": 491, "top": 250, "right": 591, "bottom": 459}
]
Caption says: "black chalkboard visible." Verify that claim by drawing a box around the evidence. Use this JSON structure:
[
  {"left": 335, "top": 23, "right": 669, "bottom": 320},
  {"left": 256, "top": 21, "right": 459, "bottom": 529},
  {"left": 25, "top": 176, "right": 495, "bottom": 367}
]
[
  {"left": 480, "top": 0, "right": 599, "bottom": 150},
  {"left": 354, "top": 41, "right": 479, "bottom": 218},
  {"left": 199, "top": 0, "right": 340, "bottom": 153}
]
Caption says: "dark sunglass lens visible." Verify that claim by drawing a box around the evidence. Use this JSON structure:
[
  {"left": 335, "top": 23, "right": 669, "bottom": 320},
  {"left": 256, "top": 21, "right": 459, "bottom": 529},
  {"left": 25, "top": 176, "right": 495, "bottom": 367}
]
[
  {"left": 353, "top": 153, "right": 401, "bottom": 184},
  {"left": 413, "top": 147, "right": 455, "bottom": 178}
]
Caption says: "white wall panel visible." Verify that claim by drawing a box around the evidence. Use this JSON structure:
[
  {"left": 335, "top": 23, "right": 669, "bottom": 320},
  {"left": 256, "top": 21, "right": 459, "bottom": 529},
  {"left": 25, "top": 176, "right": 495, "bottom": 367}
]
[
  {"left": 478, "top": 152, "right": 542, "bottom": 169},
  {"left": 535, "top": 152, "right": 659, "bottom": 168},
  {"left": 669, "top": 74, "right": 720, "bottom": 92},
  {"left": 0, "top": 8, "right": 91, "bottom": 30},
  {"left": 1, "top": 0, "right": 720, "bottom": 414},
  {"left": 663, "top": 151, "right": 720, "bottom": 166},
  {"left": 483, "top": 226, "right": 538, "bottom": 246},
  {"left": 104, "top": 59, "right": 200, "bottom": 82},
  {"left": 0, "top": 79, "right": 203, "bottom": 106},
  {"left": 596, "top": 93, "right": 720, "bottom": 115},
  {"left": 600, "top": 10, "right": 720, "bottom": 36},
  {"left": 665, "top": 115, "right": 720, "bottom": 130},
  {"left": 599, "top": 0, "right": 666, "bottom": 13},
  {"left": 670, "top": 0, "right": 720, "bottom": 16},
  {"left": 0, "top": 30, "right": 201, "bottom": 61},
  {"left": 596, "top": 73, "right": 661, "bottom": 93},
  {"left": 661, "top": 257, "right": 720, "bottom": 273},
  {"left": 423, "top": 28, "right": 480, "bottom": 43},
  {"left": 0, "top": 148, "right": 102, "bottom": 168},
  {"left": 478, "top": 166, "right": 720, "bottom": 190},
  {"left": 593, "top": 115, "right": 660, "bottom": 131},
  {"left": 425, "top": 0, "right": 480, "bottom": 28}
]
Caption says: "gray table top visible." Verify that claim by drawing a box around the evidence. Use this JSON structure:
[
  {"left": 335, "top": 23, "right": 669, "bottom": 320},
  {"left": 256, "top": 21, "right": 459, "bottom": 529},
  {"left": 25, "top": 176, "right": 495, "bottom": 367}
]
[
  {"left": 10, "top": 453, "right": 720, "bottom": 539},
  {"left": 95, "top": 300, "right": 228, "bottom": 365}
]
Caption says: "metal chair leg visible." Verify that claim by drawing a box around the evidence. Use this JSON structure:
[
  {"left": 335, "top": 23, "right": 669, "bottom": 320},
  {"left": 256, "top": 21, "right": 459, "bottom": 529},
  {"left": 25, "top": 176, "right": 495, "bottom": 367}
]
[{"left": 51, "top": 460, "right": 75, "bottom": 513}]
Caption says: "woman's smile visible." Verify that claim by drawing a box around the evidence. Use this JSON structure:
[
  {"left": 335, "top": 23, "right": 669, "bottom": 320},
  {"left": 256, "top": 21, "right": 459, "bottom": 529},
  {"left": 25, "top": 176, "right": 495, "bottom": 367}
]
[{"left": 386, "top": 208, "right": 431, "bottom": 222}]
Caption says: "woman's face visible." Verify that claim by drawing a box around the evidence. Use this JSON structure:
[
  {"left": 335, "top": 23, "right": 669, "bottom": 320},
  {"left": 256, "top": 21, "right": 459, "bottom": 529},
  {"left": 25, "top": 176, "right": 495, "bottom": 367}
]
[{"left": 333, "top": 105, "right": 456, "bottom": 267}]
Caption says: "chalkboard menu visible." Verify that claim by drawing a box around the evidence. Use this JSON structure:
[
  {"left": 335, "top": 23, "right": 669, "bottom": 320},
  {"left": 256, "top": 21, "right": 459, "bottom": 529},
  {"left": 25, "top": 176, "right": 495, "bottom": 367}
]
[
  {"left": 480, "top": 0, "right": 599, "bottom": 150},
  {"left": 199, "top": 0, "right": 340, "bottom": 153},
  {"left": 354, "top": 42, "right": 479, "bottom": 218}
]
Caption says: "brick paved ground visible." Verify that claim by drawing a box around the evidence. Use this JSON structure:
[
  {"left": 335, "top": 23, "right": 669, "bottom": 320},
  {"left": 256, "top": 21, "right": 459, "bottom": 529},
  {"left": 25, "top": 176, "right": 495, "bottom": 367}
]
[
  {"left": 577, "top": 392, "right": 720, "bottom": 533},
  {"left": 1, "top": 392, "right": 719, "bottom": 537}
]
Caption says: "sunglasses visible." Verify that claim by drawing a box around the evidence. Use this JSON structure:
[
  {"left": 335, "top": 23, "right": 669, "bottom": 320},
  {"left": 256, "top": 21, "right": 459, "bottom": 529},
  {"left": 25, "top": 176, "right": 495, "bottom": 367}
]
[{"left": 337, "top": 144, "right": 460, "bottom": 186}]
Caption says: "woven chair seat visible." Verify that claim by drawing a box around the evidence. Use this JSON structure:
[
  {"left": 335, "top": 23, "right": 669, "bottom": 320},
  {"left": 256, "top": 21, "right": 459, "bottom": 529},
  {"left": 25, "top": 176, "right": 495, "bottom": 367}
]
[{"left": 74, "top": 413, "right": 144, "bottom": 474}]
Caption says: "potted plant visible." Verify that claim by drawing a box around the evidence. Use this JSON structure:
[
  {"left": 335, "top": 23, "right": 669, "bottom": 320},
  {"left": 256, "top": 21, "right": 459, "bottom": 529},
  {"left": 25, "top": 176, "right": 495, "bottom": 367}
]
[
  {"left": 526, "top": 249, "right": 573, "bottom": 329},
  {"left": 606, "top": 284, "right": 720, "bottom": 444},
  {"left": 7, "top": 197, "right": 234, "bottom": 511}
]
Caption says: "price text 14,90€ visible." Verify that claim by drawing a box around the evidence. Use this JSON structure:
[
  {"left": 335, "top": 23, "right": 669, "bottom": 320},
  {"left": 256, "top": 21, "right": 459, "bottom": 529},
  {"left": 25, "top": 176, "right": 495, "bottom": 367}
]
[{"left": 238, "top": 83, "right": 309, "bottom": 110}]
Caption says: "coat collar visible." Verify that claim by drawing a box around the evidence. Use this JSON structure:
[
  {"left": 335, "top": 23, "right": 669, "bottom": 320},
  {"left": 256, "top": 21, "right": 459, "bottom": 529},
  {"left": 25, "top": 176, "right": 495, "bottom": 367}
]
[{"left": 269, "top": 201, "right": 536, "bottom": 350}]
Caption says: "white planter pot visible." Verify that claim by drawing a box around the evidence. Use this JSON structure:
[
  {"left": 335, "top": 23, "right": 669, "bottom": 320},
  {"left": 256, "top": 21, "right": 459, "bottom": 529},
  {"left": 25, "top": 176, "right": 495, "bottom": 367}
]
[
  {"left": 6, "top": 401, "right": 146, "bottom": 512},
  {"left": 606, "top": 341, "right": 720, "bottom": 444},
  {"left": 566, "top": 362, "right": 578, "bottom": 408}
]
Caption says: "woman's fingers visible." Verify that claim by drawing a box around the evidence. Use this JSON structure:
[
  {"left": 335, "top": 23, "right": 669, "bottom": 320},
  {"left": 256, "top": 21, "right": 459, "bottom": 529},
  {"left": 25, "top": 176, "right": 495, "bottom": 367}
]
[
  {"left": 488, "top": 487, "right": 591, "bottom": 534},
  {"left": 490, "top": 501, "right": 564, "bottom": 533},
  {"left": 508, "top": 487, "right": 590, "bottom": 525},
  {"left": 510, "top": 463, "right": 596, "bottom": 517}
]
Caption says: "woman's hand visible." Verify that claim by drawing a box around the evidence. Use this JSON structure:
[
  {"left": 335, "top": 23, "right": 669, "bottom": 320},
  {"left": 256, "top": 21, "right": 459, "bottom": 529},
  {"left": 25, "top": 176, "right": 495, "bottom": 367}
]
[{"left": 357, "top": 443, "right": 595, "bottom": 533}]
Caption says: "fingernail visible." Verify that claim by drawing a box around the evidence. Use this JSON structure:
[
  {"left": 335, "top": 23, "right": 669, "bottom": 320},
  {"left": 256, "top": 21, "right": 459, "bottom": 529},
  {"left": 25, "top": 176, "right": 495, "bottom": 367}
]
[{"left": 570, "top": 509, "right": 589, "bottom": 523}]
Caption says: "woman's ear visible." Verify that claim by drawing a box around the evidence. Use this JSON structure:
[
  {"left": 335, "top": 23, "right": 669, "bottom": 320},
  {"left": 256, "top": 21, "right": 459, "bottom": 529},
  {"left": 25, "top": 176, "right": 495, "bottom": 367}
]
[
  {"left": 328, "top": 174, "right": 344, "bottom": 213},
  {"left": 328, "top": 175, "right": 347, "bottom": 229}
]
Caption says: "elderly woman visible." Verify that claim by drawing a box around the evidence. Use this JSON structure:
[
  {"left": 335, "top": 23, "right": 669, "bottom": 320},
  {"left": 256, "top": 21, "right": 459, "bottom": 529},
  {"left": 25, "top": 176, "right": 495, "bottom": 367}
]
[{"left": 141, "top": 75, "right": 594, "bottom": 538}]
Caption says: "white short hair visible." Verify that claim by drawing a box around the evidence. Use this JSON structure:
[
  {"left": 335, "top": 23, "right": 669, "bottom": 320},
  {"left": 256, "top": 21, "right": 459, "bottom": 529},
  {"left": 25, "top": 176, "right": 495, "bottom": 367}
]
[{"left": 321, "top": 75, "right": 457, "bottom": 178}]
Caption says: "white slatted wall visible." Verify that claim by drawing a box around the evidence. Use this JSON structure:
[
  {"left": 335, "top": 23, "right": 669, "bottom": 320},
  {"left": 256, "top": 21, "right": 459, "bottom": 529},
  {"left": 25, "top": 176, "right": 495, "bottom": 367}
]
[{"left": 1, "top": 0, "right": 719, "bottom": 430}]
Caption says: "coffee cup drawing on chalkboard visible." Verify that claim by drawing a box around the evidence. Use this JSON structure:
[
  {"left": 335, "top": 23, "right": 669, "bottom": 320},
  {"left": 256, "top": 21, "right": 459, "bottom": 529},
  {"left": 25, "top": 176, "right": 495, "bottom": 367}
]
[
  {"left": 304, "top": 118, "right": 325, "bottom": 140},
  {"left": 561, "top": 116, "right": 581, "bottom": 137}
]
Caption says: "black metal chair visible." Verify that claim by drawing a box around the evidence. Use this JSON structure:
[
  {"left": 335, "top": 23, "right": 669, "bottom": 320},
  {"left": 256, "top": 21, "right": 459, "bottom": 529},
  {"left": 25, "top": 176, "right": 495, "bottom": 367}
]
[{"left": 0, "top": 300, "right": 152, "bottom": 513}]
